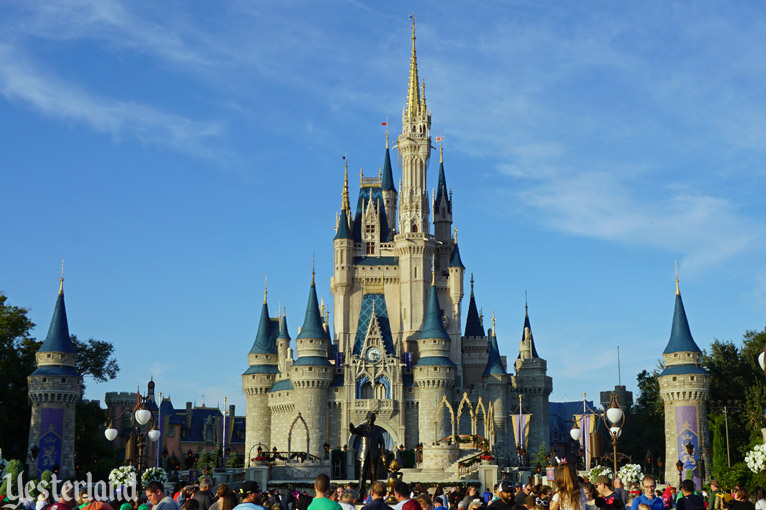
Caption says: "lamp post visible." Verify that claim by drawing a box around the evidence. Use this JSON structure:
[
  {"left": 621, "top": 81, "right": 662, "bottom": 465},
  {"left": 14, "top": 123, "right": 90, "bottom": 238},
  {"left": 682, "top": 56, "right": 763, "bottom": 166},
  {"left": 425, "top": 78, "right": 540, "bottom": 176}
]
[
  {"left": 676, "top": 459, "right": 684, "bottom": 488},
  {"left": 602, "top": 392, "right": 625, "bottom": 476},
  {"left": 104, "top": 391, "right": 161, "bottom": 483}
]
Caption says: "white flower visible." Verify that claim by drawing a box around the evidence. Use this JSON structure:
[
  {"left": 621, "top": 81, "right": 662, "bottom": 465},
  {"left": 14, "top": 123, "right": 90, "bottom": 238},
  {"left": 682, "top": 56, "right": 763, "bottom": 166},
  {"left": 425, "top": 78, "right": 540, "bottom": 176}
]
[
  {"left": 745, "top": 444, "right": 766, "bottom": 473},
  {"left": 109, "top": 466, "right": 138, "bottom": 487},
  {"left": 618, "top": 464, "right": 644, "bottom": 484},
  {"left": 142, "top": 467, "right": 169, "bottom": 485},
  {"left": 588, "top": 466, "right": 613, "bottom": 480}
]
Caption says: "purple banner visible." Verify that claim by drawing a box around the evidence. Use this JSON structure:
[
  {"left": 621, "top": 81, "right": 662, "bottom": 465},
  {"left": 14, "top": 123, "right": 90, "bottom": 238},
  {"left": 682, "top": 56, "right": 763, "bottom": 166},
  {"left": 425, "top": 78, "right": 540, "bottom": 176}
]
[
  {"left": 675, "top": 406, "right": 701, "bottom": 489},
  {"left": 512, "top": 414, "right": 531, "bottom": 448},
  {"left": 576, "top": 414, "right": 597, "bottom": 470},
  {"left": 38, "top": 408, "right": 63, "bottom": 472}
]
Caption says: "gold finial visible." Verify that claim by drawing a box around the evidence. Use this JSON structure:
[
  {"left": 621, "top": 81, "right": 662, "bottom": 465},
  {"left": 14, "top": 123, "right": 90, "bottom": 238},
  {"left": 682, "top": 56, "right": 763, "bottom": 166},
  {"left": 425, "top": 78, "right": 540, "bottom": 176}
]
[
  {"left": 440, "top": 144, "right": 444, "bottom": 164},
  {"left": 264, "top": 275, "right": 268, "bottom": 304},
  {"left": 359, "top": 166, "right": 363, "bottom": 188},
  {"left": 431, "top": 254, "right": 435, "bottom": 285},
  {"left": 406, "top": 13, "right": 421, "bottom": 119},
  {"left": 470, "top": 273, "right": 474, "bottom": 296},
  {"left": 525, "top": 290, "right": 528, "bottom": 315},
  {"left": 59, "top": 258, "right": 64, "bottom": 294},
  {"left": 675, "top": 259, "right": 680, "bottom": 295},
  {"left": 491, "top": 311, "right": 496, "bottom": 336},
  {"left": 385, "top": 117, "right": 389, "bottom": 148},
  {"left": 342, "top": 155, "right": 350, "bottom": 212},
  {"left": 454, "top": 226, "right": 458, "bottom": 242},
  {"left": 312, "top": 255, "right": 315, "bottom": 285},
  {"left": 519, "top": 394, "right": 523, "bottom": 404}
]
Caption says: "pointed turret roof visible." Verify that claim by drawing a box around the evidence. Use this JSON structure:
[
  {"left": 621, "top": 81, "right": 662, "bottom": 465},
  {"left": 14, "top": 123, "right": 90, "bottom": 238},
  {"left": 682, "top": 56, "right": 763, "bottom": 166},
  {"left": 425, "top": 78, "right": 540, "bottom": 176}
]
[
  {"left": 419, "top": 284, "right": 450, "bottom": 341},
  {"left": 520, "top": 303, "right": 540, "bottom": 358},
  {"left": 449, "top": 241, "right": 465, "bottom": 269},
  {"left": 296, "top": 277, "right": 330, "bottom": 341},
  {"left": 662, "top": 279, "right": 701, "bottom": 354},
  {"left": 381, "top": 143, "right": 396, "bottom": 192},
  {"left": 435, "top": 148, "right": 450, "bottom": 212},
  {"left": 277, "top": 313, "right": 291, "bottom": 340},
  {"left": 249, "top": 300, "right": 278, "bottom": 355},
  {"left": 335, "top": 208, "right": 352, "bottom": 240},
  {"left": 38, "top": 278, "right": 76, "bottom": 354},
  {"left": 464, "top": 275, "right": 485, "bottom": 337},
  {"left": 406, "top": 17, "right": 424, "bottom": 119},
  {"left": 483, "top": 332, "right": 506, "bottom": 376}
]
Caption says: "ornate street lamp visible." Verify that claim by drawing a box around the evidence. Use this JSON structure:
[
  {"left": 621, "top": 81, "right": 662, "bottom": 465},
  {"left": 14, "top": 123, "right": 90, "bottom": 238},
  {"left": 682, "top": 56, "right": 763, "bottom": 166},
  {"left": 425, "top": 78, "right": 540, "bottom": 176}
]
[
  {"left": 602, "top": 392, "right": 626, "bottom": 476},
  {"left": 104, "top": 392, "right": 160, "bottom": 483},
  {"left": 676, "top": 459, "right": 684, "bottom": 487},
  {"left": 570, "top": 416, "right": 581, "bottom": 441}
]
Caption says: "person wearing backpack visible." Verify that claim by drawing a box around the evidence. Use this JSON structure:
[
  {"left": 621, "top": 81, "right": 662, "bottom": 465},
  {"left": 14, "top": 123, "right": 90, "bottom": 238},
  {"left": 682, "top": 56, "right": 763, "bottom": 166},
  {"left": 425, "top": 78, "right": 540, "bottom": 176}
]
[{"left": 676, "top": 481, "right": 705, "bottom": 510}]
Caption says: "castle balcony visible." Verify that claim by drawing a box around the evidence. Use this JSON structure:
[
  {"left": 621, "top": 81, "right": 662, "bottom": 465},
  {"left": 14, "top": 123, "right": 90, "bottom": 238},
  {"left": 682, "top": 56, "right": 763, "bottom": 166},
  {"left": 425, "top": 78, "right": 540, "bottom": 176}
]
[{"left": 351, "top": 399, "right": 396, "bottom": 420}]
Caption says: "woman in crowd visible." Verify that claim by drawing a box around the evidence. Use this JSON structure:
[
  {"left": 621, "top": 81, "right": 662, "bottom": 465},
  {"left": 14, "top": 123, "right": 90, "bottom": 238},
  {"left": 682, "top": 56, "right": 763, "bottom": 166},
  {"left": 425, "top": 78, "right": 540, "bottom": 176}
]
[{"left": 550, "top": 463, "right": 585, "bottom": 510}]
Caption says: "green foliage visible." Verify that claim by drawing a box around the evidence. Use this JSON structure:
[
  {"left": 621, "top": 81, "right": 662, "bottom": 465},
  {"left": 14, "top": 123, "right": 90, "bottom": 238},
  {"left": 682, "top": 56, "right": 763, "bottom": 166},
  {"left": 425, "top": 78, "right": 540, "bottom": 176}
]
[
  {"left": 709, "top": 414, "right": 728, "bottom": 482},
  {"left": 196, "top": 451, "right": 217, "bottom": 472},
  {"left": 70, "top": 335, "right": 120, "bottom": 384},
  {"left": 75, "top": 401, "right": 119, "bottom": 479},
  {"left": 621, "top": 368, "right": 665, "bottom": 472},
  {"left": 0, "top": 460, "right": 24, "bottom": 497},
  {"left": 533, "top": 443, "right": 548, "bottom": 468},
  {"left": 716, "top": 462, "right": 750, "bottom": 491}
]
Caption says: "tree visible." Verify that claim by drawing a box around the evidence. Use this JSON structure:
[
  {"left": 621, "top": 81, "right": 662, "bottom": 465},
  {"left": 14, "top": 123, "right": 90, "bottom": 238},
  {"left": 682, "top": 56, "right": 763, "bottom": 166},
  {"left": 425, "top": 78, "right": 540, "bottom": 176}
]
[
  {"left": 621, "top": 368, "right": 665, "bottom": 474},
  {"left": 0, "top": 292, "right": 120, "bottom": 460}
]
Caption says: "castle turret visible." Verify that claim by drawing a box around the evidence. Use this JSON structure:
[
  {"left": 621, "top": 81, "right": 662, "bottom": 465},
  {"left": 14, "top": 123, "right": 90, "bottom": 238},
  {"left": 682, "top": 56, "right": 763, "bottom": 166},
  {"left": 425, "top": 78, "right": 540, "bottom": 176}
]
[
  {"left": 242, "top": 282, "right": 279, "bottom": 455},
  {"left": 277, "top": 313, "right": 292, "bottom": 376},
  {"left": 433, "top": 147, "right": 453, "bottom": 245},
  {"left": 483, "top": 315, "right": 510, "bottom": 460},
  {"left": 658, "top": 271, "right": 710, "bottom": 488},
  {"left": 512, "top": 301, "right": 552, "bottom": 456},
  {"left": 464, "top": 275, "right": 485, "bottom": 338},
  {"left": 447, "top": 229, "right": 465, "bottom": 375},
  {"left": 28, "top": 272, "right": 83, "bottom": 478},
  {"left": 413, "top": 272, "right": 455, "bottom": 444},
  {"left": 380, "top": 133, "right": 398, "bottom": 235},
  {"left": 291, "top": 272, "right": 334, "bottom": 457}
]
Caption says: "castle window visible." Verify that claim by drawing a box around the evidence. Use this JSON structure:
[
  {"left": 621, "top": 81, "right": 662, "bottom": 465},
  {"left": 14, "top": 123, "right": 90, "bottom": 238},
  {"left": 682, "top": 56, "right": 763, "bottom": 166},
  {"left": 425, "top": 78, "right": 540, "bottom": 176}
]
[
  {"left": 47, "top": 354, "right": 51, "bottom": 358},
  {"left": 673, "top": 377, "right": 677, "bottom": 381},
  {"left": 691, "top": 376, "right": 696, "bottom": 381},
  {"left": 308, "top": 367, "right": 313, "bottom": 371},
  {"left": 168, "top": 426, "right": 175, "bottom": 437},
  {"left": 61, "top": 378, "right": 65, "bottom": 383},
  {"left": 434, "top": 367, "right": 438, "bottom": 372},
  {"left": 366, "top": 242, "right": 374, "bottom": 255},
  {"left": 42, "top": 378, "right": 47, "bottom": 383}
]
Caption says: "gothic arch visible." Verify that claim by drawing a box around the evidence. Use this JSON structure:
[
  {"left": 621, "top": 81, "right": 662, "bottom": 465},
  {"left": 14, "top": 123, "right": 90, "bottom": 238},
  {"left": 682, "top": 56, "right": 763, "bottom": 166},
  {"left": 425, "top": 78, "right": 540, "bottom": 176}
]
[
  {"left": 486, "top": 402, "right": 496, "bottom": 450},
  {"left": 474, "top": 397, "right": 487, "bottom": 438},
  {"left": 287, "top": 412, "right": 310, "bottom": 459},
  {"left": 433, "top": 395, "right": 456, "bottom": 444},
  {"left": 456, "top": 392, "right": 475, "bottom": 436}
]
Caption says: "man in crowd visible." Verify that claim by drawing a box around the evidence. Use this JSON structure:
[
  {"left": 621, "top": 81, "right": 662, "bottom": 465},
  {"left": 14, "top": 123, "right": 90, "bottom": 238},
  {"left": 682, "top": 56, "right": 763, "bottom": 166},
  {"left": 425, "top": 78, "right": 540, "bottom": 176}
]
[
  {"left": 515, "top": 484, "right": 531, "bottom": 506},
  {"left": 613, "top": 478, "right": 629, "bottom": 506},
  {"left": 361, "top": 481, "right": 392, "bottom": 510},
  {"left": 146, "top": 482, "right": 180, "bottom": 510},
  {"left": 194, "top": 477, "right": 215, "bottom": 510},
  {"left": 488, "top": 481, "right": 516, "bottom": 510},
  {"left": 307, "top": 475, "right": 341, "bottom": 510},
  {"left": 393, "top": 482, "right": 419, "bottom": 510},
  {"left": 234, "top": 482, "right": 266, "bottom": 510},
  {"left": 676, "top": 480, "right": 704, "bottom": 510},
  {"left": 595, "top": 477, "right": 625, "bottom": 510},
  {"left": 630, "top": 475, "right": 664, "bottom": 510},
  {"left": 708, "top": 481, "right": 723, "bottom": 510}
]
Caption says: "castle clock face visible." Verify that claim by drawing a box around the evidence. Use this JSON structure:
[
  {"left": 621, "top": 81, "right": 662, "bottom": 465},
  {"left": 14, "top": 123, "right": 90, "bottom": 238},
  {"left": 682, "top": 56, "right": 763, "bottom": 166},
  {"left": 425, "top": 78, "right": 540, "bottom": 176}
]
[{"left": 366, "top": 346, "right": 382, "bottom": 363}]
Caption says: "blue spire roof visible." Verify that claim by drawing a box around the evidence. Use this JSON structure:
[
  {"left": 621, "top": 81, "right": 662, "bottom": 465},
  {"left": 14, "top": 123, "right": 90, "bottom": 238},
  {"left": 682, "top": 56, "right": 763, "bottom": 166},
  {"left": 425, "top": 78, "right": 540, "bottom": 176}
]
[
  {"left": 483, "top": 333, "right": 506, "bottom": 376},
  {"left": 419, "top": 285, "right": 450, "bottom": 341},
  {"left": 381, "top": 147, "right": 396, "bottom": 192},
  {"left": 296, "top": 280, "right": 330, "bottom": 340},
  {"left": 464, "top": 279, "right": 485, "bottom": 337},
  {"left": 38, "top": 288, "right": 76, "bottom": 354},
  {"left": 249, "top": 301, "right": 279, "bottom": 355},
  {"left": 335, "top": 209, "right": 352, "bottom": 240},
  {"left": 663, "top": 293, "right": 701, "bottom": 354},
  {"left": 449, "top": 242, "right": 465, "bottom": 269},
  {"left": 352, "top": 189, "right": 392, "bottom": 242},
  {"left": 352, "top": 293, "right": 396, "bottom": 355},
  {"left": 434, "top": 160, "right": 451, "bottom": 213},
  {"left": 277, "top": 314, "right": 290, "bottom": 340},
  {"left": 520, "top": 307, "right": 540, "bottom": 358}
]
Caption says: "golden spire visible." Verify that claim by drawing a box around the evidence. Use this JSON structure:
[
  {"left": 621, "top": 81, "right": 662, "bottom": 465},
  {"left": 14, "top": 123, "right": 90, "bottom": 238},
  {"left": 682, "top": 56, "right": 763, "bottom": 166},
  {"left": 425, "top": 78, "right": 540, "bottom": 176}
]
[
  {"left": 385, "top": 116, "right": 389, "bottom": 148},
  {"left": 675, "top": 259, "right": 680, "bottom": 295},
  {"left": 59, "top": 258, "right": 64, "bottom": 294},
  {"left": 406, "top": 13, "right": 421, "bottom": 119},
  {"left": 264, "top": 275, "right": 268, "bottom": 304},
  {"left": 491, "top": 311, "right": 496, "bottom": 336},
  {"left": 453, "top": 226, "right": 458, "bottom": 242},
  {"left": 440, "top": 143, "right": 444, "bottom": 164},
  {"left": 359, "top": 166, "right": 363, "bottom": 188},
  {"left": 342, "top": 155, "right": 350, "bottom": 212},
  {"left": 431, "top": 254, "right": 435, "bottom": 285},
  {"left": 312, "top": 255, "right": 315, "bottom": 285}
]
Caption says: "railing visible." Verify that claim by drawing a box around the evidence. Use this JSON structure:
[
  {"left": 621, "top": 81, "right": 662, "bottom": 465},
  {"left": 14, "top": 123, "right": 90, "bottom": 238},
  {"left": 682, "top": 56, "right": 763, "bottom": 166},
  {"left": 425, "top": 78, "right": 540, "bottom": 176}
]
[{"left": 457, "top": 451, "right": 484, "bottom": 477}]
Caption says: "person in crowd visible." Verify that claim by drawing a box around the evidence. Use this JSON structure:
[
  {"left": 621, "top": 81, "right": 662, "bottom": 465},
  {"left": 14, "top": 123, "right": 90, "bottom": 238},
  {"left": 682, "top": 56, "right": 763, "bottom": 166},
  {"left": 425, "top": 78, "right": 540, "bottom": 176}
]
[
  {"left": 306, "top": 475, "right": 341, "bottom": 510},
  {"left": 234, "top": 482, "right": 266, "bottom": 510},
  {"left": 582, "top": 483, "right": 597, "bottom": 510},
  {"left": 184, "top": 500, "right": 201, "bottom": 510},
  {"left": 393, "top": 482, "right": 419, "bottom": 510},
  {"left": 338, "top": 491, "right": 356, "bottom": 510},
  {"left": 594, "top": 477, "right": 624, "bottom": 510},
  {"left": 516, "top": 487, "right": 532, "bottom": 507},
  {"left": 488, "top": 481, "right": 516, "bottom": 510},
  {"left": 193, "top": 478, "right": 215, "bottom": 510},
  {"left": 675, "top": 481, "right": 704, "bottom": 510},
  {"left": 417, "top": 494, "right": 435, "bottom": 510},
  {"left": 211, "top": 484, "right": 239, "bottom": 510},
  {"left": 708, "top": 482, "right": 723, "bottom": 510},
  {"left": 733, "top": 489, "right": 754, "bottom": 510},
  {"left": 463, "top": 489, "right": 480, "bottom": 508},
  {"left": 550, "top": 463, "right": 584, "bottom": 510},
  {"left": 361, "top": 482, "right": 392, "bottom": 510},
  {"left": 146, "top": 482, "right": 181, "bottom": 510},
  {"left": 629, "top": 476, "right": 663, "bottom": 510},
  {"left": 613, "top": 480, "right": 629, "bottom": 507}
]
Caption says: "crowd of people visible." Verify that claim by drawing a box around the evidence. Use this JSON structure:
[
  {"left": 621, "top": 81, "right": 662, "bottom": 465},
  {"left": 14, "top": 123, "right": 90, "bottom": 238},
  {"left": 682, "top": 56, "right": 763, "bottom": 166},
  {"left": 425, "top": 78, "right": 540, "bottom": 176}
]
[{"left": 17, "top": 465, "right": 766, "bottom": 510}]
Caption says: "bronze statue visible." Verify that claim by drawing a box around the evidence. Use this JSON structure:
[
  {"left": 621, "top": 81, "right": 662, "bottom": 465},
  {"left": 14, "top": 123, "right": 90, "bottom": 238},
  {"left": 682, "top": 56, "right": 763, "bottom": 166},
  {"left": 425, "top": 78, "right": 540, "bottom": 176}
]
[{"left": 349, "top": 411, "right": 386, "bottom": 499}]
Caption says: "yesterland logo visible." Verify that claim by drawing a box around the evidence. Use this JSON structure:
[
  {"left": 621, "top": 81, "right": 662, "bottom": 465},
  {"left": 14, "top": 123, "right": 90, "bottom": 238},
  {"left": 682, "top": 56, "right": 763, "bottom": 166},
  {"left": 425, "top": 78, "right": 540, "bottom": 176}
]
[{"left": 1, "top": 473, "right": 138, "bottom": 509}]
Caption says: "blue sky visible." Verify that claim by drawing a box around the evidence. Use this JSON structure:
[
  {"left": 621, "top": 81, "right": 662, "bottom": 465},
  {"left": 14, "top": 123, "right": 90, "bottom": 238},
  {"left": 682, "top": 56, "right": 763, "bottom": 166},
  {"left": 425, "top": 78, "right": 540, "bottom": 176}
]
[{"left": 2, "top": 1, "right": 765, "bottom": 415}]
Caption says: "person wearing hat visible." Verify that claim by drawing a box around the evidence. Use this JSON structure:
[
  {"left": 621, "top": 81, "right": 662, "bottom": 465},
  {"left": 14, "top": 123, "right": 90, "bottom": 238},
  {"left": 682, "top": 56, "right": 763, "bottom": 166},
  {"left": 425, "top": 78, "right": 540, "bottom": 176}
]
[
  {"left": 488, "top": 481, "right": 515, "bottom": 510},
  {"left": 233, "top": 483, "right": 266, "bottom": 510},
  {"left": 594, "top": 477, "right": 624, "bottom": 510},
  {"left": 708, "top": 482, "right": 723, "bottom": 510}
]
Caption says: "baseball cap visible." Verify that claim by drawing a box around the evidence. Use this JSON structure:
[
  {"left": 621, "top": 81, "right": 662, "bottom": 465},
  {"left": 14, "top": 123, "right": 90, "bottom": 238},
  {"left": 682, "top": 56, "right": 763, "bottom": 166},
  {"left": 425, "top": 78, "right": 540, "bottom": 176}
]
[
  {"left": 499, "top": 481, "right": 515, "bottom": 493},
  {"left": 722, "top": 495, "right": 734, "bottom": 505},
  {"left": 239, "top": 481, "right": 261, "bottom": 495},
  {"left": 594, "top": 476, "right": 611, "bottom": 486}
]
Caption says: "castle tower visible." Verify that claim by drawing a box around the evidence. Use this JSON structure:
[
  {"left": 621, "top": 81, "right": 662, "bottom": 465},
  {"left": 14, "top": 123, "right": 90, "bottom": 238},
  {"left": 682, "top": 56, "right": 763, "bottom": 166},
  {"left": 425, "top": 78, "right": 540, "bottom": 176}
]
[
  {"left": 242, "top": 282, "right": 279, "bottom": 454},
  {"left": 291, "top": 272, "right": 334, "bottom": 457},
  {"left": 413, "top": 270, "right": 455, "bottom": 444},
  {"left": 332, "top": 160, "right": 355, "bottom": 351},
  {"left": 658, "top": 272, "right": 710, "bottom": 488},
  {"left": 433, "top": 147, "right": 452, "bottom": 247},
  {"left": 27, "top": 273, "right": 83, "bottom": 478},
  {"left": 394, "top": 17, "right": 434, "bottom": 348},
  {"left": 483, "top": 315, "right": 509, "bottom": 460},
  {"left": 380, "top": 134, "right": 398, "bottom": 235},
  {"left": 512, "top": 301, "right": 552, "bottom": 456},
  {"left": 277, "top": 313, "right": 292, "bottom": 377}
]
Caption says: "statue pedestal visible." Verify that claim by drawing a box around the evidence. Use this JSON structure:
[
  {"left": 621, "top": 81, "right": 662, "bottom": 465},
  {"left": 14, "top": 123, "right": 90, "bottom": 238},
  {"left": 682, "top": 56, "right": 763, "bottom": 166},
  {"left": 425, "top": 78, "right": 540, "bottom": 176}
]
[
  {"left": 346, "top": 449, "right": 356, "bottom": 480},
  {"left": 478, "top": 464, "right": 498, "bottom": 493}
]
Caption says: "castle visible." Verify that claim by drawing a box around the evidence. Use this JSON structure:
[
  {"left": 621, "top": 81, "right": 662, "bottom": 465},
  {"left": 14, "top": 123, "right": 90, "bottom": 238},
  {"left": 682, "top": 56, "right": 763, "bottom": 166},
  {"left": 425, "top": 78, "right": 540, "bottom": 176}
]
[{"left": 241, "top": 20, "right": 553, "bottom": 468}]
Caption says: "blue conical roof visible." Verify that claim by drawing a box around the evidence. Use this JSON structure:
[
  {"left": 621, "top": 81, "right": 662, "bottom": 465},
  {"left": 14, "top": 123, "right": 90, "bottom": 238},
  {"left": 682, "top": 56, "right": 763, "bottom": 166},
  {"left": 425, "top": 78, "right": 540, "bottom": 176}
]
[
  {"left": 464, "top": 286, "right": 485, "bottom": 337},
  {"left": 381, "top": 147, "right": 396, "bottom": 192},
  {"left": 249, "top": 301, "right": 278, "bottom": 355},
  {"left": 520, "top": 308, "right": 540, "bottom": 358},
  {"left": 334, "top": 209, "right": 352, "bottom": 240},
  {"left": 297, "top": 281, "right": 330, "bottom": 340},
  {"left": 38, "top": 289, "right": 76, "bottom": 354},
  {"left": 419, "top": 285, "right": 450, "bottom": 341},
  {"left": 435, "top": 161, "right": 450, "bottom": 212},
  {"left": 483, "top": 334, "right": 506, "bottom": 376},
  {"left": 449, "top": 242, "right": 465, "bottom": 269},
  {"left": 663, "top": 293, "right": 701, "bottom": 354},
  {"left": 277, "top": 314, "right": 291, "bottom": 340}
]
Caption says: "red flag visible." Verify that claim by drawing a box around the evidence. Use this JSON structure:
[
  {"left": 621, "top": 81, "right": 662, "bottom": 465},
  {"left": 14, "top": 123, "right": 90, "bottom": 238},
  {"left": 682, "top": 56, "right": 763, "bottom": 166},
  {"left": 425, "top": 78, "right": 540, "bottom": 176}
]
[
  {"left": 436, "top": 136, "right": 442, "bottom": 142},
  {"left": 381, "top": 122, "right": 387, "bottom": 126}
]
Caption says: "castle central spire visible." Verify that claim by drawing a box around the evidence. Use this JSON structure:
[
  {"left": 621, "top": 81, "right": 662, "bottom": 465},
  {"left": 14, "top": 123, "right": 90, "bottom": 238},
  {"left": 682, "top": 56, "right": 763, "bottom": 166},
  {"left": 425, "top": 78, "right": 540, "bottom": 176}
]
[{"left": 406, "top": 15, "right": 422, "bottom": 119}]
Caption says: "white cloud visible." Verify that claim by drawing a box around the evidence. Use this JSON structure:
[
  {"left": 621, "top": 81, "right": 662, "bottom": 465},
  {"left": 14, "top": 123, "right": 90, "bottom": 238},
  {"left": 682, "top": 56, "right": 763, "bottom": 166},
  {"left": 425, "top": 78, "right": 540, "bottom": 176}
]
[{"left": 0, "top": 45, "right": 225, "bottom": 158}]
